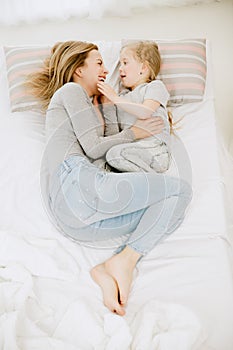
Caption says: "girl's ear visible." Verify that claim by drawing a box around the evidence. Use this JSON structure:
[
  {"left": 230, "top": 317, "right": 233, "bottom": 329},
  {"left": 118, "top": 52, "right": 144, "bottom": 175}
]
[{"left": 141, "top": 62, "right": 149, "bottom": 75}]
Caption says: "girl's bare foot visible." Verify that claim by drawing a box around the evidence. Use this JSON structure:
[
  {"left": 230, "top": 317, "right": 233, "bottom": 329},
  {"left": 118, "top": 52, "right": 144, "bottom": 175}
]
[
  {"left": 90, "top": 263, "right": 125, "bottom": 316},
  {"left": 90, "top": 246, "right": 142, "bottom": 315}
]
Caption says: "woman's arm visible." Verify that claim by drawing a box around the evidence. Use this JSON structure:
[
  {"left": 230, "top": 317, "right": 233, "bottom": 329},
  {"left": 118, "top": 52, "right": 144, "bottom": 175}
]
[
  {"left": 59, "top": 83, "right": 163, "bottom": 160},
  {"left": 93, "top": 95, "right": 120, "bottom": 136}
]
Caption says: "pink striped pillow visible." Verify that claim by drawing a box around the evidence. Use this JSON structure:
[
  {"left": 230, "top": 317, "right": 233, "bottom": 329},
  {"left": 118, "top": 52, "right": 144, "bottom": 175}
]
[
  {"left": 157, "top": 39, "right": 206, "bottom": 106},
  {"left": 122, "top": 38, "right": 207, "bottom": 106},
  {"left": 4, "top": 46, "right": 50, "bottom": 112}
]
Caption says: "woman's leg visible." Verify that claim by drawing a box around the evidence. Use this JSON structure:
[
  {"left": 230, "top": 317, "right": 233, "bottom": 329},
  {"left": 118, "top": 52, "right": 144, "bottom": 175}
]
[
  {"left": 51, "top": 155, "right": 191, "bottom": 251},
  {"left": 50, "top": 156, "right": 192, "bottom": 314},
  {"left": 90, "top": 175, "right": 191, "bottom": 314},
  {"left": 90, "top": 245, "right": 141, "bottom": 316},
  {"left": 116, "top": 176, "right": 192, "bottom": 255},
  {"left": 51, "top": 156, "right": 191, "bottom": 241}
]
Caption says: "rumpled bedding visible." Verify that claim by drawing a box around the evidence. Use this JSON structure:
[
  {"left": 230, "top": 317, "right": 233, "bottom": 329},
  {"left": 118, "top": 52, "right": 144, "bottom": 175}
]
[
  {"left": 1, "top": 99, "right": 233, "bottom": 349},
  {"left": 0, "top": 229, "right": 207, "bottom": 350}
]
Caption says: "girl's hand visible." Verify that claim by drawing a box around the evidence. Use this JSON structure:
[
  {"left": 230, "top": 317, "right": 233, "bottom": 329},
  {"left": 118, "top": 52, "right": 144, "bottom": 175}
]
[
  {"left": 130, "top": 117, "right": 164, "bottom": 140},
  {"left": 99, "top": 94, "right": 112, "bottom": 104},
  {"left": 97, "top": 82, "right": 119, "bottom": 104}
]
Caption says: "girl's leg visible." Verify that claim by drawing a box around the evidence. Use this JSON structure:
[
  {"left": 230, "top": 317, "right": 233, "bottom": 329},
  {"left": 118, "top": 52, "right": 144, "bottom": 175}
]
[
  {"left": 106, "top": 141, "right": 170, "bottom": 173},
  {"left": 106, "top": 143, "right": 151, "bottom": 172}
]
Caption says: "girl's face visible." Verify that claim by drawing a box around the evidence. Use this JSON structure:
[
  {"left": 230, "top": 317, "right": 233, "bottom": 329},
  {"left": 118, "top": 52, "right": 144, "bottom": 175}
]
[
  {"left": 73, "top": 49, "right": 109, "bottom": 96},
  {"left": 119, "top": 48, "right": 146, "bottom": 90}
]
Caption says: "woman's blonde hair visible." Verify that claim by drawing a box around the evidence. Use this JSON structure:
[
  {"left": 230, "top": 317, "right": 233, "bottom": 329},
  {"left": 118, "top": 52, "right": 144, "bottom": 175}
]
[
  {"left": 122, "top": 41, "right": 174, "bottom": 133},
  {"left": 26, "top": 40, "right": 98, "bottom": 112}
]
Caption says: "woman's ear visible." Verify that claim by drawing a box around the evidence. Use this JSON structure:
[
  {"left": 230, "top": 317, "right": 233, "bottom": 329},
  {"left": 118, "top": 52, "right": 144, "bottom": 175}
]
[
  {"left": 74, "top": 67, "right": 82, "bottom": 78},
  {"left": 73, "top": 68, "right": 83, "bottom": 82}
]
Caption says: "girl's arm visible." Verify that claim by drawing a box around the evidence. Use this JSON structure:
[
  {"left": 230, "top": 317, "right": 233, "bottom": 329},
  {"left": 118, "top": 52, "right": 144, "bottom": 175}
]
[{"left": 97, "top": 81, "right": 161, "bottom": 119}]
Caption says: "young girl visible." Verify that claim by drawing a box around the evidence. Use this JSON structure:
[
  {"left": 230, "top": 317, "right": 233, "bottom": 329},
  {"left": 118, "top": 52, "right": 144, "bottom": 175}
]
[{"left": 97, "top": 40, "right": 171, "bottom": 173}]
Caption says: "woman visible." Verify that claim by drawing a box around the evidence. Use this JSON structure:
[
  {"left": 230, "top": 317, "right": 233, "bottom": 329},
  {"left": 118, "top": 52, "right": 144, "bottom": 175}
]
[{"left": 28, "top": 40, "right": 192, "bottom": 316}]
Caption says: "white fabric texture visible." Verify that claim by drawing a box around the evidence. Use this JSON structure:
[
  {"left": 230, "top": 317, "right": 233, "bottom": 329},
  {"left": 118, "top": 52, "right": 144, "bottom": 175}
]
[
  {"left": 0, "top": 0, "right": 221, "bottom": 25},
  {"left": 0, "top": 41, "right": 233, "bottom": 349}
]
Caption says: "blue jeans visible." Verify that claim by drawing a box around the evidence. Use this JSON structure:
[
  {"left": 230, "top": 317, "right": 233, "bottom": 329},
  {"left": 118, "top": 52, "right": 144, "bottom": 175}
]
[{"left": 49, "top": 155, "right": 192, "bottom": 255}]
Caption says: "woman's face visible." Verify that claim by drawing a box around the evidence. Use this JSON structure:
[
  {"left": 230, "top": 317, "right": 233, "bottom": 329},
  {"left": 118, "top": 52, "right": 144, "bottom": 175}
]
[
  {"left": 119, "top": 48, "right": 145, "bottom": 90},
  {"left": 73, "top": 49, "right": 109, "bottom": 96}
]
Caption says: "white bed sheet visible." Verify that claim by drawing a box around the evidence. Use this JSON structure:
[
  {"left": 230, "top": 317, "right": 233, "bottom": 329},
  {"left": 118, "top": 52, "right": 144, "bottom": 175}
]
[{"left": 0, "top": 43, "right": 233, "bottom": 350}]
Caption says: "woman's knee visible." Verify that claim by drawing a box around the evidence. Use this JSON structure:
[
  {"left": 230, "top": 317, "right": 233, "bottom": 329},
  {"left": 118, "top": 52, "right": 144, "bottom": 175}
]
[
  {"left": 166, "top": 177, "right": 192, "bottom": 199},
  {"left": 178, "top": 179, "right": 193, "bottom": 206}
]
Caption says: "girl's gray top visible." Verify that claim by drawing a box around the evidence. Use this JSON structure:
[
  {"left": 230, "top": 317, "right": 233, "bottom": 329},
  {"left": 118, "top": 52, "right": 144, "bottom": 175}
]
[
  {"left": 45, "top": 82, "right": 135, "bottom": 178},
  {"left": 118, "top": 80, "right": 170, "bottom": 146}
]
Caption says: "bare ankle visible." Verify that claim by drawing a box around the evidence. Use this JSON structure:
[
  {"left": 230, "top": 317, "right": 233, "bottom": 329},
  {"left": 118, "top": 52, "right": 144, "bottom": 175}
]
[{"left": 117, "top": 245, "right": 142, "bottom": 267}]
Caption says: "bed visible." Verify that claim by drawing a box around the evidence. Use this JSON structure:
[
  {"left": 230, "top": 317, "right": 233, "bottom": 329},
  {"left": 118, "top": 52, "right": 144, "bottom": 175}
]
[{"left": 0, "top": 39, "right": 233, "bottom": 350}]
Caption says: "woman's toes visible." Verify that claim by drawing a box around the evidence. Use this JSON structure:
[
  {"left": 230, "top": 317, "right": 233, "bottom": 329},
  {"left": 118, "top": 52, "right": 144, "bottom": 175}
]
[
  {"left": 90, "top": 263, "right": 125, "bottom": 316},
  {"left": 119, "top": 291, "right": 127, "bottom": 306},
  {"left": 112, "top": 304, "right": 125, "bottom": 316}
]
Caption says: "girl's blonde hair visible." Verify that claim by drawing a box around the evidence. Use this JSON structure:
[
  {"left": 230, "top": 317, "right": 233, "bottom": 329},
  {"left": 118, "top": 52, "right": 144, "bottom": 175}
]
[
  {"left": 122, "top": 40, "right": 174, "bottom": 133},
  {"left": 26, "top": 40, "right": 98, "bottom": 112},
  {"left": 122, "top": 40, "right": 161, "bottom": 83}
]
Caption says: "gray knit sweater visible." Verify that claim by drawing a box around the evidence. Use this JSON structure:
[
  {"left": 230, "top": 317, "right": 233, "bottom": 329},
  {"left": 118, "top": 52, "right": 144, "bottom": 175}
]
[{"left": 45, "top": 83, "right": 135, "bottom": 177}]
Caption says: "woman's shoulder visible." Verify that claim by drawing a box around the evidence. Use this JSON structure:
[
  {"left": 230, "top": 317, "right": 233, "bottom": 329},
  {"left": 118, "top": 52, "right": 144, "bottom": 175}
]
[
  {"left": 54, "top": 82, "right": 89, "bottom": 100},
  {"left": 57, "top": 82, "right": 85, "bottom": 94}
]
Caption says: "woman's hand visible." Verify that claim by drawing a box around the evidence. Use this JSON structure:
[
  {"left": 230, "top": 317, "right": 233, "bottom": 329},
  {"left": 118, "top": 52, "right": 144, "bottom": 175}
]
[
  {"left": 97, "top": 82, "right": 119, "bottom": 104},
  {"left": 130, "top": 117, "right": 164, "bottom": 140}
]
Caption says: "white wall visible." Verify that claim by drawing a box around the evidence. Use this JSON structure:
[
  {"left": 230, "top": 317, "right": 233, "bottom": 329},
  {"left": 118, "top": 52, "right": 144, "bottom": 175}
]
[{"left": 0, "top": 0, "right": 232, "bottom": 152}]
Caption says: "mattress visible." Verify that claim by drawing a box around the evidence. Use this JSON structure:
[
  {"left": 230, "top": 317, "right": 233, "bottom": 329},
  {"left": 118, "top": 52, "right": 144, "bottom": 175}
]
[{"left": 0, "top": 41, "right": 233, "bottom": 350}]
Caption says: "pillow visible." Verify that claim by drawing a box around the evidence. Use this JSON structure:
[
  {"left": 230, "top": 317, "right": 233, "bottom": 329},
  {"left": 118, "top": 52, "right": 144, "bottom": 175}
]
[
  {"left": 122, "top": 38, "right": 207, "bottom": 107},
  {"left": 3, "top": 42, "right": 121, "bottom": 113},
  {"left": 4, "top": 46, "right": 50, "bottom": 112},
  {"left": 4, "top": 39, "right": 206, "bottom": 112},
  {"left": 157, "top": 39, "right": 206, "bottom": 106}
]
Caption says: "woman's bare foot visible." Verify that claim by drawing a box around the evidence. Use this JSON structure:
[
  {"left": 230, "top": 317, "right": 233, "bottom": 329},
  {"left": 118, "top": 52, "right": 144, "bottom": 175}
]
[
  {"left": 90, "top": 246, "right": 142, "bottom": 315},
  {"left": 90, "top": 263, "right": 125, "bottom": 316},
  {"left": 105, "top": 246, "right": 141, "bottom": 306}
]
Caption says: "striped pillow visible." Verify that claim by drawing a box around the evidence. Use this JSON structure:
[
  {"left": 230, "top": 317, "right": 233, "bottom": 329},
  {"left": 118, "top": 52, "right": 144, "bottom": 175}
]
[
  {"left": 4, "top": 39, "right": 206, "bottom": 113},
  {"left": 4, "top": 46, "right": 50, "bottom": 112},
  {"left": 157, "top": 39, "right": 206, "bottom": 106}
]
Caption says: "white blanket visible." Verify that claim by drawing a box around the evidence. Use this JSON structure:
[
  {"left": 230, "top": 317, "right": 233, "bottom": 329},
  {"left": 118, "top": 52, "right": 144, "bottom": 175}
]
[{"left": 0, "top": 228, "right": 206, "bottom": 350}]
